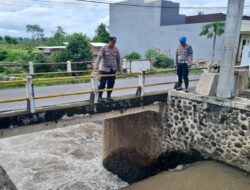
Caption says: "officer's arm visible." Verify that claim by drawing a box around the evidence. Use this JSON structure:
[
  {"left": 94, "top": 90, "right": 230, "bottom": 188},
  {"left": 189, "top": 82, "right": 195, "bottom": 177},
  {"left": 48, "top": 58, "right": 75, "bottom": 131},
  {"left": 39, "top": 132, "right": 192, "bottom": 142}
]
[
  {"left": 117, "top": 50, "right": 122, "bottom": 72},
  {"left": 94, "top": 47, "right": 104, "bottom": 71},
  {"left": 175, "top": 49, "right": 178, "bottom": 68},
  {"left": 188, "top": 46, "right": 193, "bottom": 66}
]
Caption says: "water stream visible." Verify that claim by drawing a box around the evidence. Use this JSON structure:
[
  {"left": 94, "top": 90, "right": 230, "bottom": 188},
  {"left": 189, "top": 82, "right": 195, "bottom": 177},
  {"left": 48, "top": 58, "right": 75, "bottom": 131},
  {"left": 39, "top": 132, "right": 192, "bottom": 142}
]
[
  {"left": 0, "top": 123, "right": 127, "bottom": 190},
  {"left": 0, "top": 123, "right": 250, "bottom": 190}
]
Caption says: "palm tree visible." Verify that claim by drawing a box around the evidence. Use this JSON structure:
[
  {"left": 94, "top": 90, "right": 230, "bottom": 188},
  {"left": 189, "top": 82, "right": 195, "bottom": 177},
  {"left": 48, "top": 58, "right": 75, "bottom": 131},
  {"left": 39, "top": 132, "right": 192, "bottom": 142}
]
[{"left": 200, "top": 21, "right": 225, "bottom": 71}]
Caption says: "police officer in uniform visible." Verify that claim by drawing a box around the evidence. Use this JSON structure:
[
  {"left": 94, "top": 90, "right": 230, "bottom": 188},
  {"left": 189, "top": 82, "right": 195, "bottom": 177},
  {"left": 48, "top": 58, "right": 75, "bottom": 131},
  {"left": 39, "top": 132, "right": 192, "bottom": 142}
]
[
  {"left": 94, "top": 36, "right": 121, "bottom": 102},
  {"left": 175, "top": 37, "right": 193, "bottom": 92}
]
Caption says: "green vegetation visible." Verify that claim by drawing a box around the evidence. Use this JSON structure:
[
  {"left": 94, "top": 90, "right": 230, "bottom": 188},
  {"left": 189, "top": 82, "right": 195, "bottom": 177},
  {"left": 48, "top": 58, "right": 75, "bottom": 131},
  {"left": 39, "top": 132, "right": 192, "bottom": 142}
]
[
  {"left": 145, "top": 48, "right": 158, "bottom": 64},
  {"left": 26, "top": 24, "right": 44, "bottom": 40},
  {"left": 248, "top": 77, "right": 250, "bottom": 88},
  {"left": 145, "top": 48, "right": 174, "bottom": 69},
  {"left": 124, "top": 52, "right": 141, "bottom": 61},
  {"left": 200, "top": 21, "right": 225, "bottom": 69},
  {"left": 92, "top": 23, "right": 110, "bottom": 43}
]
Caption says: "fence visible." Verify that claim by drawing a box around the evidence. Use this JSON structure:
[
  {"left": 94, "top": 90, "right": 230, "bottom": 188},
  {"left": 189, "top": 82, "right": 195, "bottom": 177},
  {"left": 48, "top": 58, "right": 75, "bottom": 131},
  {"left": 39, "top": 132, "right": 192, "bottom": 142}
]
[
  {"left": 0, "top": 68, "right": 206, "bottom": 114},
  {"left": 0, "top": 61, "right": 94, "bottom": 77}
]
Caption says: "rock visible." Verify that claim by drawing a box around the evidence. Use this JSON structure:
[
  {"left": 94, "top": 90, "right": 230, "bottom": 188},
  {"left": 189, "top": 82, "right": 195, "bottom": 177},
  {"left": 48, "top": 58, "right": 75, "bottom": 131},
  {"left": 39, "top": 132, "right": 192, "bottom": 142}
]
[
  {"left": 241, "top": 125, "right": 248, "bottom": 131},
  {"left": 234, "top": 143, "right": 243, "bottom": 148},
  {"left": 183, "top": 105, "right": 192, "bottom": 111}
]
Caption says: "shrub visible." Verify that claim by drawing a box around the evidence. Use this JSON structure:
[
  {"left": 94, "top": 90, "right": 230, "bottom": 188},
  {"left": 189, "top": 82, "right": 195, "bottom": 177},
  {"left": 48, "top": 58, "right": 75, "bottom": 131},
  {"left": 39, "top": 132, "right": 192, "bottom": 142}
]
[
  {"left": 124, "top": 52, "right": 141, "bottom": 61},
  {"left": 0, "top": 49, "right": 8, "bottom": 61},
  {"left": 145, "top": 48, "right": 174, "bottom": 69},
  {"left": 154, "top": 53, "right": 174, "bottom": 69}
]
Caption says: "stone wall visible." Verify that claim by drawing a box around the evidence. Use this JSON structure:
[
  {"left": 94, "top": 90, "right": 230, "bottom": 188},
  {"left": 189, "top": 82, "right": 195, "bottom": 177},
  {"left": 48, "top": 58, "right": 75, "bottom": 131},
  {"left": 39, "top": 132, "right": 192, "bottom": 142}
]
[
  {"left": 162, "top": 91, "right": 250, "bottom": 172},
  {"left": 103, "top": 91, "right": 250, "bottom": 183}
]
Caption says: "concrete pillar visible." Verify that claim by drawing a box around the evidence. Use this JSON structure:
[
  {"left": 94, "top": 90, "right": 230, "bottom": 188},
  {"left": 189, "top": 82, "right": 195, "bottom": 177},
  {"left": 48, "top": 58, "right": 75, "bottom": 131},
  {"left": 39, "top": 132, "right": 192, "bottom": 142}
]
[
  {"left": 103, "top": 111, "right": 162, "bottom": 183},
  {"left": 216, "top": 0, "right": 245, "bottom": 98},
  {"left": 26, "top": 76, "right": 35, "bottom": 113}
]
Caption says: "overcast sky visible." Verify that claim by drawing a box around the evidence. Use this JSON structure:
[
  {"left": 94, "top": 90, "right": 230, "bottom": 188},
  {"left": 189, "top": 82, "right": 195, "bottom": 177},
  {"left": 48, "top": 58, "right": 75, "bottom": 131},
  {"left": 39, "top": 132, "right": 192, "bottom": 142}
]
[{"left": 1, "top": 0, "right": 250, "bottom": 38}]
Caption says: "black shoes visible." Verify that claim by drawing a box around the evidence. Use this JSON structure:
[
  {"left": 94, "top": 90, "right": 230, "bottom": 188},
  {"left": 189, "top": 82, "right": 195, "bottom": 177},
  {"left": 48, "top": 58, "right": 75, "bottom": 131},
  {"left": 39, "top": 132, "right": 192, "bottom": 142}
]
[
  {"left": 176, "top": 87, "right": 182, "bottom": 91},
  {"left": 98, "top": 97, "right": 105, "bottom": 103},
  {"left": 98, "top": 97, "right": 114, "bottom": 103},
  {"left": 107, "top": 97, "right": 114, "bottom": 102},
  {"left": 176, "top": 87, "right": 189, "bottom": 93}
]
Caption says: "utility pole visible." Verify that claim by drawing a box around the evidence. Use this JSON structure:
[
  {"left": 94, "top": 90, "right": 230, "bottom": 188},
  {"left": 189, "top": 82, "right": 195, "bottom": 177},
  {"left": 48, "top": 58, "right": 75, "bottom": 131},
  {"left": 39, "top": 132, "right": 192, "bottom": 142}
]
[{"left": 216, "top": 0, "right": 245, "bottom": 98}]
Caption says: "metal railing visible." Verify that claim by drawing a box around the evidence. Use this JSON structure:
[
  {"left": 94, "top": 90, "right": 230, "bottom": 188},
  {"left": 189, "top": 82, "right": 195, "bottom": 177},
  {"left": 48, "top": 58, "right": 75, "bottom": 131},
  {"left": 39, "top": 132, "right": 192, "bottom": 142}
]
[
  {"left": 0, "top": 69, "right": 204, "bottom": 114},
  {"left": 0, "top": 61, "right": 94, "bottom": 77}
]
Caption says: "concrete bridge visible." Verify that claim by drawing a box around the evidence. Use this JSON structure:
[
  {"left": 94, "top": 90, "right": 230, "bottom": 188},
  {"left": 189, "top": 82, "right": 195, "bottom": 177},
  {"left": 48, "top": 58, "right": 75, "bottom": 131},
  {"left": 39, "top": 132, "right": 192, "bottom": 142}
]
[{"left": 0, "top": 83, "right": 250, "bottom": 184}]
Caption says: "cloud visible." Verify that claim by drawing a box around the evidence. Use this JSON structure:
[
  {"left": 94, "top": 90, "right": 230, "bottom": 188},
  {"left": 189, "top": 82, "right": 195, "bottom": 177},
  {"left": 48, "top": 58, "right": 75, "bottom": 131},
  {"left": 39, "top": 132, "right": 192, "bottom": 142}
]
[{"left": 0, "top": 0, "right": 250, "bottom": 38}]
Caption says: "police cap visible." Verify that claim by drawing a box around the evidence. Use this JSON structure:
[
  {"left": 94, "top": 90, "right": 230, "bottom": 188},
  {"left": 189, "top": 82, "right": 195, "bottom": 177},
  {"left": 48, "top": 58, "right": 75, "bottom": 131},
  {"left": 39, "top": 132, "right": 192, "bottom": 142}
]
[{"left": 109, "top": 36, "right": 117, "bottom": 43}]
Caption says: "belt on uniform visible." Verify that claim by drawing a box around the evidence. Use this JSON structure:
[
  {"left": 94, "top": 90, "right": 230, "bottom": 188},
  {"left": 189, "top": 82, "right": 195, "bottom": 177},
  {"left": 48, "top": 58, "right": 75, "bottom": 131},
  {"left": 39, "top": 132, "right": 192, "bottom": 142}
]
[{"left": 178, "top": 61, "right": 188, "bottom": 64}]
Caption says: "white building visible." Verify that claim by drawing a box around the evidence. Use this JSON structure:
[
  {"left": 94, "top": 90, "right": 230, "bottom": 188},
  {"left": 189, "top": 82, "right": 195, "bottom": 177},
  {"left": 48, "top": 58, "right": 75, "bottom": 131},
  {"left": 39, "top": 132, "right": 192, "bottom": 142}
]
[{"left": 110, "top": 0, "right": 250, "bottom": 65}]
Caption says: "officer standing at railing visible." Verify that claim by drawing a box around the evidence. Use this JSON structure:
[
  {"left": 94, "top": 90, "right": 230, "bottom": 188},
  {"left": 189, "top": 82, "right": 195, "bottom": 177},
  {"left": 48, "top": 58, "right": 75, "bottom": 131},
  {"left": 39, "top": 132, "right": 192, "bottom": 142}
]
[
  {"left": 175, "top": 36, "right": 193, "bottom": 93},
  {"left": 93, "top": 36, "right": 121, "bottom": 102}
]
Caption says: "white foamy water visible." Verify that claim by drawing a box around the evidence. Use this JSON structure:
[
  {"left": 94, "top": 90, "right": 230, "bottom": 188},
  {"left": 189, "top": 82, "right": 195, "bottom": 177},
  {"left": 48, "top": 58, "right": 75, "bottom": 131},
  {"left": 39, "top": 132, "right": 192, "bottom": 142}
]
[{"left": 0, "top": 123, "right": 128, "bottom": 190}]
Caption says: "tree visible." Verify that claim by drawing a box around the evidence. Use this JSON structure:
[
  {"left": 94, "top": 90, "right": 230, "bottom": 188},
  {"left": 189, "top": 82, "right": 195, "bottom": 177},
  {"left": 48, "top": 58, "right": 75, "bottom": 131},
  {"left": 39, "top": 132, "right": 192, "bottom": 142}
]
[
  {"left": 49, "top": 26, "right": 67, "bottom": 45},
  {"left": 4, "top": 36, "right": 18, "bottom": 45},
  {"left": 0, "top": 36, "right": 3, "bottom": 41},
  {"left": 92, "top": 23, "right": 110, "bottom": 43},
  {"left": 26, "top": 24, "right": 44, "bottom": 40},
  {"left": 124, "top": 52, "right": 141, "bottom": 73},
  {"left": 4, "top": 36, "right": 13, "bottom": 45},
  {"left": 124, "top": 52, "right": 141, "bottom": 61},
  {"left": 200, "top": 21, "right": 225, "bottom": 70},
  {"left": 55, "top": 33, "right": 93, "bottom": 70}
]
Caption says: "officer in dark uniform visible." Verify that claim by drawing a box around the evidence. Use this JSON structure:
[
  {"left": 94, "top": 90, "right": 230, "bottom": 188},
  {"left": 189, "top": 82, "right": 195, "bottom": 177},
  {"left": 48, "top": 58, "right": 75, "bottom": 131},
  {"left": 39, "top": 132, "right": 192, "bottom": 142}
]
[
  {"left": 175, "top": 37, "right": 193, "bottom": 92},
  {"left": 94, "top": 36, "right": 121, "bottom": 102}
]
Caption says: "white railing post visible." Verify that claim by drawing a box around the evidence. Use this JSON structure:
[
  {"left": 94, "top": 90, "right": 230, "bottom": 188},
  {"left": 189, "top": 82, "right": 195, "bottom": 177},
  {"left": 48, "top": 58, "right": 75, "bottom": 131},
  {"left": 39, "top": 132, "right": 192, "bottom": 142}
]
[
  {"left": 136, "top": 70, "right": 145, "bottom": 98},
  {"left": 67, "top": 61, "right": 72, "bottom": 73},
  {"left": 26, "top": 76, "right": 35, "bottom": 113},
  {"left": 90, "top": 72, "right": 98, "bottom": 104},
  {"left": 29, "top": 61, "right": 34, "bottom": 75}
]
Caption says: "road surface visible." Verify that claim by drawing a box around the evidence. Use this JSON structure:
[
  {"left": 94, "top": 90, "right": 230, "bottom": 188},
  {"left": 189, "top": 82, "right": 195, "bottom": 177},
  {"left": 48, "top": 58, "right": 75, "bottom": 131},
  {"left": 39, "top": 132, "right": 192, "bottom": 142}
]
[{"left": 0, "top": 74, "right": 200, "bottom": 112}]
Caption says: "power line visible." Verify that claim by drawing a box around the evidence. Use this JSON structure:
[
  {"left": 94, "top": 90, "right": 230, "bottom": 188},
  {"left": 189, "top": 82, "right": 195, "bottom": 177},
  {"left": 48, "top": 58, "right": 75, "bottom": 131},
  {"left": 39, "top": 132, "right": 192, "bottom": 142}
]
[
  {"left": 3, "top": 0, "right": 250, "bottom": 10},
  {"left": 77, "top": 0, "right": 250, "bottom": 9}
]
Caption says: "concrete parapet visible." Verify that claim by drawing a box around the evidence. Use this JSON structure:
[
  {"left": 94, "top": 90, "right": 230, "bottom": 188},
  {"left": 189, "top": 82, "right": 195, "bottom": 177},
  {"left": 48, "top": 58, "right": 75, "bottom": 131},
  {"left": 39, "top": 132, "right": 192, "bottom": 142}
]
[{"left": 195, "top": 73, "right": 219, "bottom": 96}]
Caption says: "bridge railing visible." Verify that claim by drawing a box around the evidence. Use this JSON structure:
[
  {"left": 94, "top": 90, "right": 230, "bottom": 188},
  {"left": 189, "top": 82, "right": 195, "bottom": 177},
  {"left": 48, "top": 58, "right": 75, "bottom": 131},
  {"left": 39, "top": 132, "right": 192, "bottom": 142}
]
[
  {"left": 0, "top": 61, "right": 94, "bottom": 77},
  {"left": 0, "top": 68, "right": 206, "bottom": 113}
]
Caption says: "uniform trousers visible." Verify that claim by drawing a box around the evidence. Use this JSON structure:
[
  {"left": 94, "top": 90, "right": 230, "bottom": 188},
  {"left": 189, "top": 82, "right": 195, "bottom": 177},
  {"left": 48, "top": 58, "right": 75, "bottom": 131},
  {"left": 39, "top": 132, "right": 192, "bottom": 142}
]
[{"left": 98, "top": 70, "right": 116, "bottom": 98}]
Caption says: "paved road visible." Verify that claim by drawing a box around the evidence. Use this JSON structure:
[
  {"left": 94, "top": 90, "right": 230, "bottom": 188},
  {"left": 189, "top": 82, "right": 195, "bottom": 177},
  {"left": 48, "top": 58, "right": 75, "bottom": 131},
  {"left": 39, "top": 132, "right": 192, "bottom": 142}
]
[{"left": 0, "top": 74, "right": 200, "bottom": 112}]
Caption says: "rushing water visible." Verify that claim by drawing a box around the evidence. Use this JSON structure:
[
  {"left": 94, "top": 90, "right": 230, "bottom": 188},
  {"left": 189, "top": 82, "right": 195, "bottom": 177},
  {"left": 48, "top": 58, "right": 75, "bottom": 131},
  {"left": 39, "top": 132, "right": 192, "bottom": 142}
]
[
  {"left": 0, "top": 123, "right": 128, "bottom": 190},
  {"left": 1, "top": 123, "right": 250, "bottom": 190}
]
